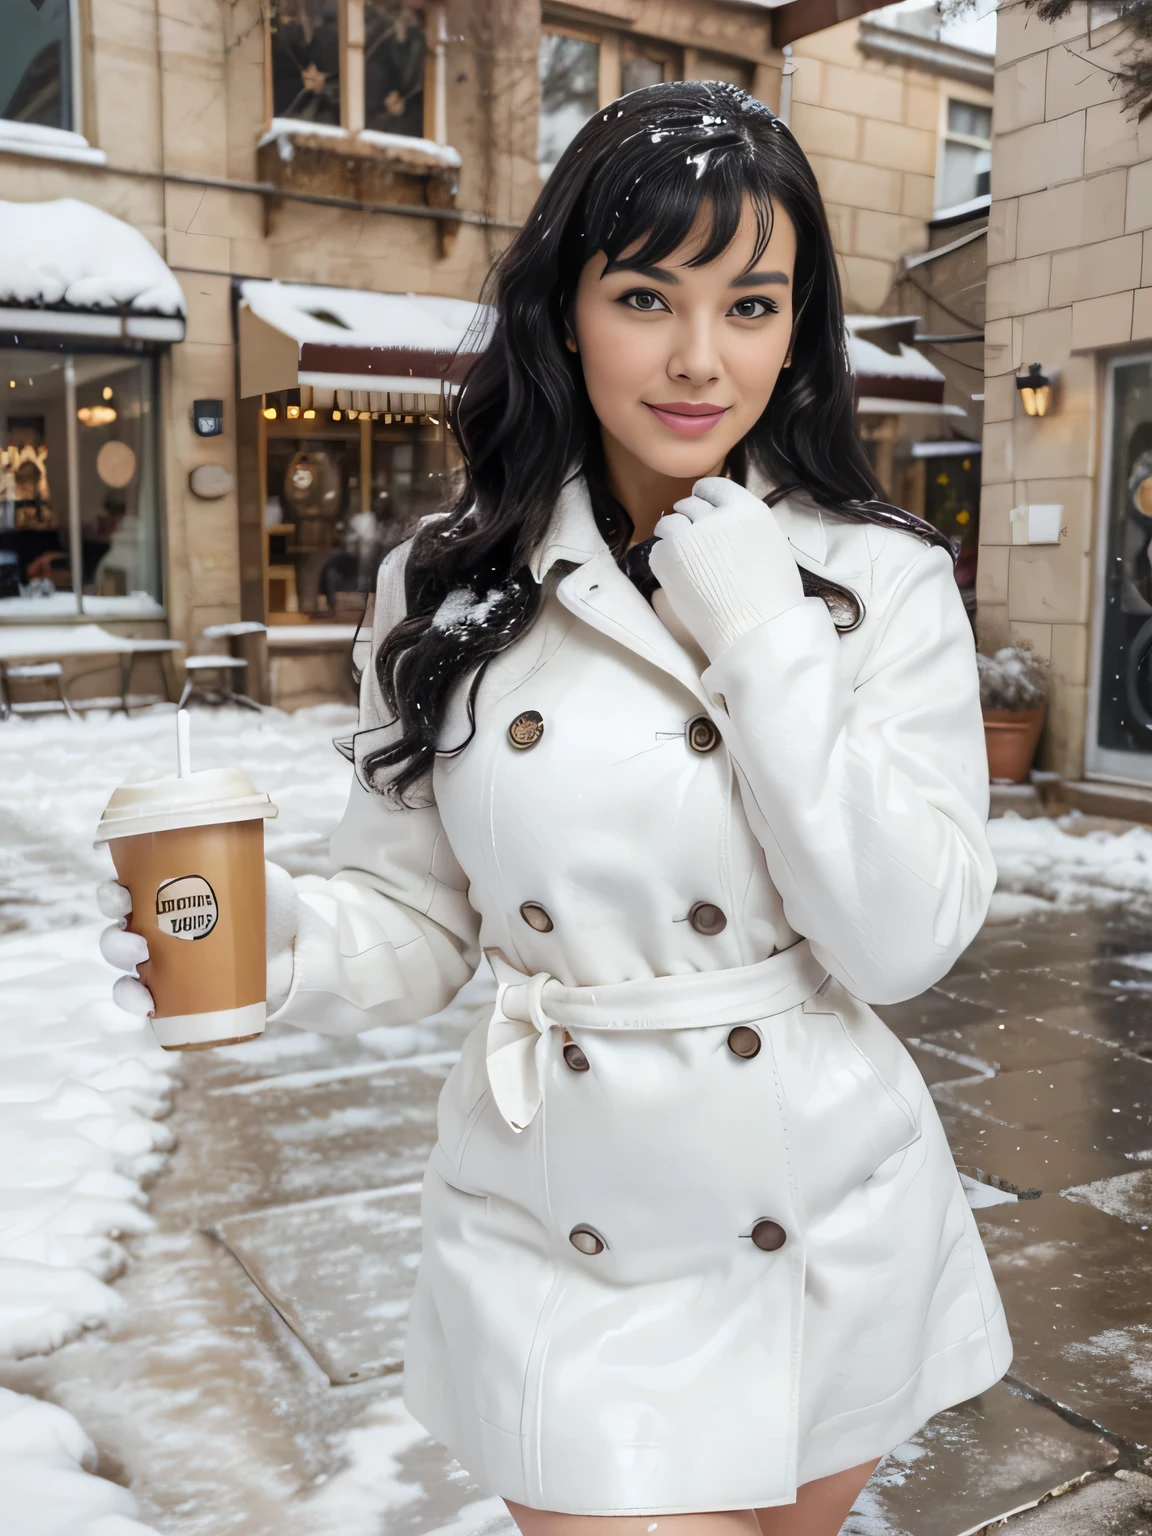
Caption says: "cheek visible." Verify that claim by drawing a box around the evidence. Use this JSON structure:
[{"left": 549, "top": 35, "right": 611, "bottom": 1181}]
[
  {"left": 575, "top": 308, "right": 660, "bottom": 409},
  {"left": 727, "top": 328, "right": 792, "bottom": 413}
]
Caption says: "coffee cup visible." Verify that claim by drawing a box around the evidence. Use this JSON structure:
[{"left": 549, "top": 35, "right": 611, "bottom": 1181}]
[{"left": 95, "top": 717, "right": 278, "bottom": 1050}]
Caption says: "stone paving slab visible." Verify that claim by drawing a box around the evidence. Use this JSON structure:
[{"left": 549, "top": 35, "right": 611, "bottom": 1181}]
[
  {"left": 979, "top": 1194, "right": 1152, "bottom": 1447},
  {"left": 938, "top": 1055, "right": 1152, "bottom": 1158},
  {"left": 992, "top": 1468, "right": 1152, "bottom": 1534},
  {"left": 212, "top": 1182, "right": 424, "bottom": 1386},
  {"left": 913, "top": 1016, "right": 1121, "bottom": 1076},
  {"left": 843, "top": 1382, "right": 1118, "bottom": 1536},
  {"left": 936, "top": 1104, "right": 1135, "bottom": 1196}
]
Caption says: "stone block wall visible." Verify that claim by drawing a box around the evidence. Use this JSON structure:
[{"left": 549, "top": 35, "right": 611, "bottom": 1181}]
[
  {"left": 789, "top": 19, "right": 989, "bottom": 312},
  {"left": 978, "top": 2, "right": 1152, "bottom": 779}
]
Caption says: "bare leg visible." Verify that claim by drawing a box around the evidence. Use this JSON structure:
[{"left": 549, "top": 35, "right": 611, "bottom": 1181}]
[
  {"left": 504, "top": 1500, "right": 763, "bottom": 1536},
  {"left": 753, "top": 1458, "right": 880, "bottom": 1536}
]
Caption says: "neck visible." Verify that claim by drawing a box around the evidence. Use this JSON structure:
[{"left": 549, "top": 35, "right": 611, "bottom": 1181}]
[{"left": 600, "top": 428, "right": 725, "bottom": 547}]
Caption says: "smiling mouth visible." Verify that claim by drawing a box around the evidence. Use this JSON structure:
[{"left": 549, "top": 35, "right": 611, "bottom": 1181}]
[{"left": 644, "top": 401, "right": 731, "bottom": 437}]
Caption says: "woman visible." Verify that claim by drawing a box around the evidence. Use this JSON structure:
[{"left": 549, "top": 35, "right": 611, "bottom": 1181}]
[{"left": 105, "top": 82, "right": 1010, "bottom": 1535}]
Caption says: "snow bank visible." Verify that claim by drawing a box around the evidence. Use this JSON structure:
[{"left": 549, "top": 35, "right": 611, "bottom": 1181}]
[
  {"left": 0, "top": 704, "right": 355, "bottom": 1534},
  {"left": 0, "top": 1389, "right": 156, "bottom": 1536},
  {"left": 988, "top": 811, "right": 1152, "bottom": 919},
  {"left": 0, "top": 201, "right": 185, "bottom": 316}
]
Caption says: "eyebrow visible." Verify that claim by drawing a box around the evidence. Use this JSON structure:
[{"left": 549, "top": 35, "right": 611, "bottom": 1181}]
[{"left": 601, "top": 261, "right": 790, "bottom": 287}]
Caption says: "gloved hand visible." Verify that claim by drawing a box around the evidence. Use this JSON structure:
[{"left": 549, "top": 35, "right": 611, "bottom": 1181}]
[
  {"left": 98, "top": 861, "right": 302, "bottom": 1019},
  {"left": 648, "top": 476, "right": 806, "bottom": 663}
]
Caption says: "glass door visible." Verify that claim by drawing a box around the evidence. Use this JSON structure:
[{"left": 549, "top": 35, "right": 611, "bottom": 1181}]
[{"left": 1088, "top": 354, "right": 1152, "bottom": 780}]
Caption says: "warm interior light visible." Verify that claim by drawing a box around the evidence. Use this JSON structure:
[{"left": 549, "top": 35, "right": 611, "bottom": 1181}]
[
  {"left": 347, "top": 409, "right": 359, "bottom": 419},
  {"left": 1016, "top": 363, "right": 1052, "bottom": 418},
  {"left": 262, "top": 406, "right": 277, "bottom": 420},
  {"left": 303, "top": 408, "right": 316, "bottom": 419},
  {"left": 286, "top": 404, "right": 301, "bottom": 420},
  {"left": 332, "top": 409, "right": 342, "bottom": 420},
  {"left": 427, "top": 415, "right": 439, "bottom": 425},
  {"left": 77, "top": 404, "right": 117, "bottom": 427},
  {"left": 102, "top": 386, "right": 113, "bottom": 401},
  {"left": 8, "top": 379, "right": 14, "bottom": 389}
]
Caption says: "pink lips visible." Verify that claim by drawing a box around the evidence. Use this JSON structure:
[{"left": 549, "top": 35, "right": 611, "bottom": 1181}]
[{"left": 644, "top": 400, "right": 731, "bottom": 438}]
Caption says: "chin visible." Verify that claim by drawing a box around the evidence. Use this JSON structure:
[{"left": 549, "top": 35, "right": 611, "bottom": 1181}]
[{"left": 634, "top": 436, "right": 744, "bottom": 481}]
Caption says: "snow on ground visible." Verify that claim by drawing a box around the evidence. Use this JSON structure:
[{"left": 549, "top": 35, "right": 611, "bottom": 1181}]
[
  {"left": 988, "top": 811, "right": 1152, "bottom": 920},
  {"left": 0, "top": 705, "right": 354, "bottom": 1535}
]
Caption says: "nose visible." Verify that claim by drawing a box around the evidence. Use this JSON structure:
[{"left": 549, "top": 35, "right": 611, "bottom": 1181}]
[{"left": 667, "top": 310, "right": 721, "bottom": 389}]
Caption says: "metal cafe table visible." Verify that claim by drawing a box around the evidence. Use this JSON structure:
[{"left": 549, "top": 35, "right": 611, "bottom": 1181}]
[{"left": 0, "top": 625, "right": 183, "bottom": 719}]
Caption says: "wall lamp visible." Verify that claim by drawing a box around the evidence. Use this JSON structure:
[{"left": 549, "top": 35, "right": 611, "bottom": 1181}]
[{"left": 1016, "top": 363, "right": 1054, "bottom": 417}]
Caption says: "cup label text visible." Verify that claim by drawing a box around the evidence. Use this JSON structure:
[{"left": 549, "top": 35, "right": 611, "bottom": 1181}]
[{"left": 156, "top": 875, "right": 219, "bottom": 940}]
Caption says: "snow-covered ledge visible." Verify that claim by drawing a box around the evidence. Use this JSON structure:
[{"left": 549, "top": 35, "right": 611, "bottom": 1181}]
[
  {"left": 0, "top": 118, "right": 106, "bottom": 168},
  {"left": 257, "top": 116, "right": 461, "bottom": 171}
]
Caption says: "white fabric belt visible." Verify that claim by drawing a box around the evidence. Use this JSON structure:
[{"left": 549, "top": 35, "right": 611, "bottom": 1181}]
[{"left": 485, "top": 940, "right": 829, "bottom": 1133}]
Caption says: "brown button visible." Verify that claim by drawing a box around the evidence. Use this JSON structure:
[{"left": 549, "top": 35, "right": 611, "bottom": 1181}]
[
  {"left": 751, "top": 1219, "right": 787, "bottom": 1252},
  {"left": 687, "top": 716, "right": 721, "bottom": 754},
  {"left": 569, "top": 1225, "right": 605, "bottom": 1255},
  {"left": 688, "top": 901, "right": 727, "bottom": 936},
  {"left": 508, "top": 710, "right": 544, "bottom": 749},
  {"left": 563, "top": 1041, "right": 590, "bottom": 1072},
  {"left": 727, "top": 1026, "right": 761, "bottom": 1059},
  {"left": 520, "top": 902, "right": 554, "bottom": 933}
]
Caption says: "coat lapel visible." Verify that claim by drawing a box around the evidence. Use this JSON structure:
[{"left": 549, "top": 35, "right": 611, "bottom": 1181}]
[{"left": 555, "top": 552, "right": 713, "bottom": 710}]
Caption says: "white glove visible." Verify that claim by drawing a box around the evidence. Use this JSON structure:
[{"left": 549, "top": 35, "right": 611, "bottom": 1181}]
[
  {"left": 98, "top": 861, "right": 302, "bottom": 1019},
  {"left": 648, "top": 476, "right": 806, "bottom": 663}
]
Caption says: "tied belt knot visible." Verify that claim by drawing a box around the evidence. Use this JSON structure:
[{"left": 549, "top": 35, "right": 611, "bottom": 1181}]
[{"left": 484, "top": 940, "right": 830, "bottom": 1133}]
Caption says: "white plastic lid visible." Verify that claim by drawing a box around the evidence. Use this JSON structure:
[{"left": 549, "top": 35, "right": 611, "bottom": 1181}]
[{"left": 94, "top": 767, "right": 279, "bottom": 843}]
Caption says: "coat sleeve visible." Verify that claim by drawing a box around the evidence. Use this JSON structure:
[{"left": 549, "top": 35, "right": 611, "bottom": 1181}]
[
  {"left": 270, "top": 541, "right": 482, "bottom": 1036},
  {"left": 700, "top": 539, "right": 995, "bottom": 1004}
]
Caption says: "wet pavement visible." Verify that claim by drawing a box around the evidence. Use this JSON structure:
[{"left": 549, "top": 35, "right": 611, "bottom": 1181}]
[{"left": 7, "top": 905, "right": 1152, "bottom": 1533}]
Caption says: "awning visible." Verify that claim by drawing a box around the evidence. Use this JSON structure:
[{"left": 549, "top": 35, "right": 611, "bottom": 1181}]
[
  {"left": 0, "top": 199, "right": 186, "bottom": 342},
  {"left": 846, "top": 314, "right": 949, "bottom": 408},
  {"left": 237, "top": 279, "right": 491, "bottom": 408}
]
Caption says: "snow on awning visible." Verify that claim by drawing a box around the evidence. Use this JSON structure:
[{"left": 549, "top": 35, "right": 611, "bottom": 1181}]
[
  {"left": 846, "top": 314, "right": 948, "bottom": 409},
  {"left": 237, "top": 279, "right": 491, "bottom": 403},
  {"left": 0, "top": 199, "right": 186, "bottom": 343}
]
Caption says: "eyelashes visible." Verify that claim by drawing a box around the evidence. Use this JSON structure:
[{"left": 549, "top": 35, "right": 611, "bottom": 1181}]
[{"left": 616, "top": 289, "right": 779, "bottom": 318}]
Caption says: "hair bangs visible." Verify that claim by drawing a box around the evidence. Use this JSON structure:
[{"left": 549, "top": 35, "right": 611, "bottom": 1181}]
[{"left": 585, "top": 120, "right": 776, "bottom": 277}]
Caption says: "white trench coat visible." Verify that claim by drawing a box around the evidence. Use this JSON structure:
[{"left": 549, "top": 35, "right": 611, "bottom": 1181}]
[{"left": 273, "top": 470, "right": 1012, "bottom": 1515}]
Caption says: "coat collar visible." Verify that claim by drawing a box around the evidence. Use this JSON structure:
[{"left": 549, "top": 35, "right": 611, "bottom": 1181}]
[{"left": 527, "top": 466, "right": 830, "bottom": 582}]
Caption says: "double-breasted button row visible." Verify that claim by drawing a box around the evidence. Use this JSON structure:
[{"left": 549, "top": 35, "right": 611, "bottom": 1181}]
[
  {"left": 569, "top": 1219, "right": 787, "bottom": 1256},
  {"left": 523, "top": 899, "right": 729, "bottom": 936}
]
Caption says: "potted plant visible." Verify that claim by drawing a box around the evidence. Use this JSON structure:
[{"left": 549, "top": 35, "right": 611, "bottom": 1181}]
[{"left": 977, "top": 645, "right": 1049, "bottom": 784}]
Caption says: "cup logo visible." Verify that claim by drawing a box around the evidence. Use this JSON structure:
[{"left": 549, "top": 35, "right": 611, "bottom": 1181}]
[{"left": 156, "top": 875, "right": 218, "bottom": 940}]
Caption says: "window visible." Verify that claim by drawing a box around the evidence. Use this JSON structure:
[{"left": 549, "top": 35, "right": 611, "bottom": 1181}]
[
  {"left": 269, "top": 0, "right": 342, "bottom": 126},
  {"left": 260, "top": 399, "right": 460, "bottom": 623},
  {"left": 2, "top": 0, "right": 73, "bottom": 131},
  {"left": 938, "top": 98, "right": 991, "bottom": 210},
  {"left": 365, "top": 2, "right": 427, "bottom": 138},
  {"left": 620, "top": 40, "right": 671, "bottom": 94},
  {"left": 539, "top": 30, "right": 599, "bottom": 178},
  {"left": 0, "top": 351, "right": 162, "bottom": 619}
]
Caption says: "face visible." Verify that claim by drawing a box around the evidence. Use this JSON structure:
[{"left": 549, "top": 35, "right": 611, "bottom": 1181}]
[{"left": 570, "top": 196, "right": 798, "bottom": 484}]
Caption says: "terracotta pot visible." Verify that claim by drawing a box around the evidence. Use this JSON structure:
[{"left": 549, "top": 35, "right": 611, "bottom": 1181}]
[{"left": 983, "top": 706, "right": 1045, "bottom": 784}]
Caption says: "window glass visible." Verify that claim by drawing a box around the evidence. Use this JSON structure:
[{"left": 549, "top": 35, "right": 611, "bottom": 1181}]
[
  {"left": 365, "top": 2, "right": 426, "bottom": 138},
  {"left": 269, "top": 0, "right": 341, "bottom": 125},
  {"left": 947, "top": 99, "right": 992, "bottom": 140},
  {"left": 539, "top": 32, "right": 599, "bottom": 178},
  {"left": 262, "top": 406, "right": 459, "bottom": 624},
  {"left": 0, "top": 350, "right": 162, "bottom": 620},
  {"left": 621, "top": 42, "right": 666, "bottom": 95},
  {"left": 1, "top": 0, "right": 72, "bottom": 130},
  {"left": 940, "top": 140, "right": 991, "bottom": 207}
]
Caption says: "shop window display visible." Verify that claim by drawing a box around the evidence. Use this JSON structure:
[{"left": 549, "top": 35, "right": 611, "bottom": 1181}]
[
  {"left": 0, "top": 350, "right": 162, "bottom": 619},
  {"left": 365, "top": 2, "right": 426, "bottom": 139},
  {"left": 1, "top": 0, "right": 72, "bottom": 131},
  {"left": 269, "top": 0, "right": 341, "bottom": 125},
  {"left": 262, "top": 406, "right": 458, "bottom": 624}
]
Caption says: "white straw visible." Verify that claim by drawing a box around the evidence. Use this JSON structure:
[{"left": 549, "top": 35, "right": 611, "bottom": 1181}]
[{"left": 176, "top": 709, "right": 192, "bottom": 778}]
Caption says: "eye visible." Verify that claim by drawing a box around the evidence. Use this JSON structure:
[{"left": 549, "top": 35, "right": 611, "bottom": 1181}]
[
  {"left": 619, "top": 289, "right": 670, "bottom": 314},
  {"left": 728, "top": 296, "right": 779, "bottom": 319}
]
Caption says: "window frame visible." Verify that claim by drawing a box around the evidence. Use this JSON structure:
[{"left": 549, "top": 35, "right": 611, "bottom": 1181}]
[
  {"left": 264, "top": 0, "right": 444, "bottom": 145},
  {"left": 934, "top": 85, "right": 993, "bottom": 213}
]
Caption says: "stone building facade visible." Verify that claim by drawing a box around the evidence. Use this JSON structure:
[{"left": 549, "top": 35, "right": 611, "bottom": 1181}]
[{"left": 977, "top": 0, "right": 1152, "bottom": 786}]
